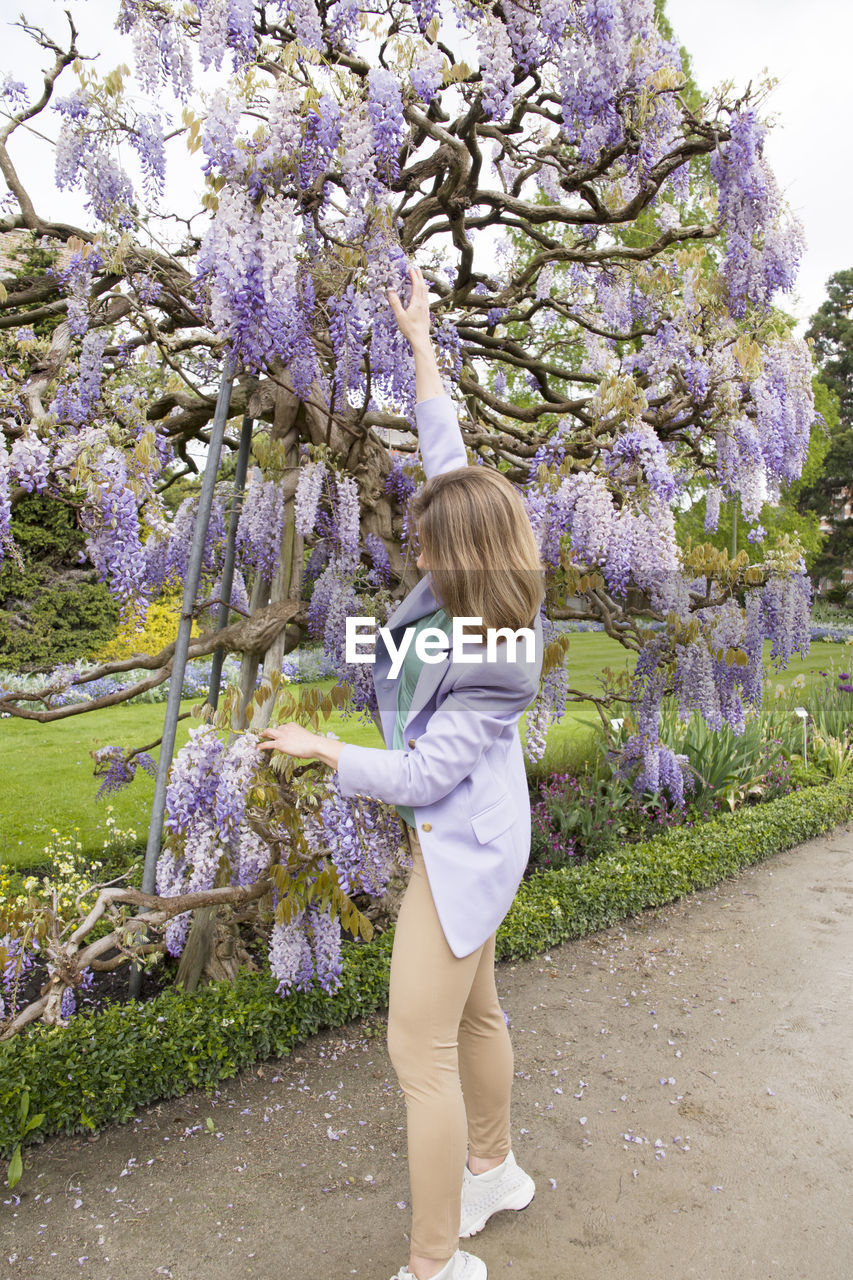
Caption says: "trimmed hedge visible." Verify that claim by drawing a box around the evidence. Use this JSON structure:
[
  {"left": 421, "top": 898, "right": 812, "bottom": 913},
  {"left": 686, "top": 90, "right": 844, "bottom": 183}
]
[
  {"left": 0, "top": 931, "right": 396, "bottom": 1162},
  {"left": 2, "top": 778, "right": 852, "bottom": 1161}
]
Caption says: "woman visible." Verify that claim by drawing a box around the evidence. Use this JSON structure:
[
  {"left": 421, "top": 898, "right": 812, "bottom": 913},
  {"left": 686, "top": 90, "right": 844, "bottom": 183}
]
[{"left": 259, "top": 264, "right": 545, "bottom": 1280}]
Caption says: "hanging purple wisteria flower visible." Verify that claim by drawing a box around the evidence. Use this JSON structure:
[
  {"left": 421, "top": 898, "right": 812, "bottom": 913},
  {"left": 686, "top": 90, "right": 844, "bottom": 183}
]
[
  {"left": 92, "top": 744, "right": 157, "bottom": 798},
  {"left": 367, "top": 67, "right": 406, "bottom": 186},
  {"left": 235, "top": 470, "right": 286, "bottom": 581},
  {"left": 269, "top": 904, "right": 317, "bottom": 996},
  {"left": 306, "top": 901, "right": 343, "bottom": 992},
  {"left": 709, "top": 110, "right": 805, "bottom": 317},
  {"left": 9, "top": 433, "right": 50, "bottom": 494}
]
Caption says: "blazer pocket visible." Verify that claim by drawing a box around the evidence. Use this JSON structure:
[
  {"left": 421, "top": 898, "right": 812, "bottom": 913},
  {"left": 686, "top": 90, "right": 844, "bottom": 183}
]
[{"left": 470, "top": 793, "right": 516, "bottom": 845}]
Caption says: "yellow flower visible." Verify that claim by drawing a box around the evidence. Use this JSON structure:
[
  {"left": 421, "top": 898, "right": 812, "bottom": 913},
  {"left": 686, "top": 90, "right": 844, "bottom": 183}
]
[{"left": 791, "top": 673, "right": 805, "bottom": 688}]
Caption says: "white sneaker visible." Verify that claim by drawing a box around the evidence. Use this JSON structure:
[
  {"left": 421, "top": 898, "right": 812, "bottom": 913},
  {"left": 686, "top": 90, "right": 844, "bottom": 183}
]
[
  {"left": 458, "top": 1150, "right": 535, "bottom": 1239},
  {"left": 390, "top": 1249, "right": 487, "bottom": 1280}
]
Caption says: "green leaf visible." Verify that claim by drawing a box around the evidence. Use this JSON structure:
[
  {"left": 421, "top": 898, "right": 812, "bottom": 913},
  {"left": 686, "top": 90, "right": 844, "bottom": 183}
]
[{"left": 7, "top": 1148, "right": 22, "bottom": 1189}]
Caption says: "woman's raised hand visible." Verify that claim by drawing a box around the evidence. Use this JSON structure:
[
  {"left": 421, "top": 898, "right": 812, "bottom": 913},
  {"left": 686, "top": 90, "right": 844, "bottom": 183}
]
[
  {"left": 387, "top": 264, "right": 431, "bottom": 347},
  {"left": 388, "top": 263, "right": 445, "bottom": 401}
]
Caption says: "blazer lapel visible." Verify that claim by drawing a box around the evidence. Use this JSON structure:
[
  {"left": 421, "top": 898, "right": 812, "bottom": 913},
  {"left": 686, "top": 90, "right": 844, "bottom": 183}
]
[
  {"left": 373, "top": 574, "right": 451, "bottom": 741},
  {"left": 404, "top": 644, "right": 452, "bottom": 730},
  {"left": 382, "top": 574, "right": 439, "bottom": 634}
]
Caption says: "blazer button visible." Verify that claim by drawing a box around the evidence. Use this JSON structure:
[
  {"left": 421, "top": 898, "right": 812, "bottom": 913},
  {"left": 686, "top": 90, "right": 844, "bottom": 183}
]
[
  {"left": 421, "top": 822, "right": 432, "bottom": 832},
  {"left": 407, "top": 738, "right": 416, "bottom": 748}
]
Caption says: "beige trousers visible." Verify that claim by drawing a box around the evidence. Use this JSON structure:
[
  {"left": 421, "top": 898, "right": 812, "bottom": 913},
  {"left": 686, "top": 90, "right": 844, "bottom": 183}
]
[{"left": 386, "top": 824, "right": 515, "bottom": 1260}]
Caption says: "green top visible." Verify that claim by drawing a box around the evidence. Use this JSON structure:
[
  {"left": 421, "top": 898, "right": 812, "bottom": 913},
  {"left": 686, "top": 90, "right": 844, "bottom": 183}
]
[{"left": 392, "top": 606, "right": 453, "bottom": 828}]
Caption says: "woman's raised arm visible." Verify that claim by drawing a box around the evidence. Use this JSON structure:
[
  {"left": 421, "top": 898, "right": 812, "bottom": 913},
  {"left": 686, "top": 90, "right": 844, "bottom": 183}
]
[{"left": 387, "top": 264, "right": 467, "bottom": 478}]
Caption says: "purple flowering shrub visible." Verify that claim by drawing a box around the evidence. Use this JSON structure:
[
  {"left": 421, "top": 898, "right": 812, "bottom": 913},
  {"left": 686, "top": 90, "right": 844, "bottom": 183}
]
[
  {"left": 529, "top": 769, "right": 635, "bottom": 869},
  {"left": 154, "top": 666, "right": 406, "bottom": 1001},
  {"left": 755, "top": 752, "right": 794, "bottom": 802},
  {"left": 528, "top": 751, "right": 771, "bottom": 873}
]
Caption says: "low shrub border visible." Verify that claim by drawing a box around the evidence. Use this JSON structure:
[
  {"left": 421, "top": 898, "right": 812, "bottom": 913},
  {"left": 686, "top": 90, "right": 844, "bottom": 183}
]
[{"left": 2, "top": 777, "right": 852, "bottom": 1162}]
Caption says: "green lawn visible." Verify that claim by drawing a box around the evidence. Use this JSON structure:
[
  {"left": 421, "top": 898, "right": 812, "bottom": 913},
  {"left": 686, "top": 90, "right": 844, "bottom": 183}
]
[{"left": 1, "top": 635, "right": 848, "bottom": 869}]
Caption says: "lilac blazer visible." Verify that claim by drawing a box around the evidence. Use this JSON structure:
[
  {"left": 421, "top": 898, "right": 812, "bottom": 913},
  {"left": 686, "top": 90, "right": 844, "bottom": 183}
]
[{"left": 336, "top": 393, "right": 543, "bottom": 958}]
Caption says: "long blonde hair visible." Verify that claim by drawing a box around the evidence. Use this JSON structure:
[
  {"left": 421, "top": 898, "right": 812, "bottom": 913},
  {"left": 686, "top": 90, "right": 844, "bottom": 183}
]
[{"left": 409, "top": 465, "right": 545, "bottom": 636}]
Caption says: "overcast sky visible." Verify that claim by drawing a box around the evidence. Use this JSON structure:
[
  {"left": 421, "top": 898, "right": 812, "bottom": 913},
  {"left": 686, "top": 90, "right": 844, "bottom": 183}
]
[
  {"left": 666, "top": 0, "right": 849, "bottom": 333},
  {"left": 3, "top": 0, "right": 845, "bottom": 335}
]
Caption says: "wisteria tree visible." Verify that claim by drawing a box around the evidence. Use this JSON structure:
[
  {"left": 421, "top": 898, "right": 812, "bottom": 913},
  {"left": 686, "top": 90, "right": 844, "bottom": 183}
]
[{"left": 0, "top": 0, "right": 815, "bottom": 1030}]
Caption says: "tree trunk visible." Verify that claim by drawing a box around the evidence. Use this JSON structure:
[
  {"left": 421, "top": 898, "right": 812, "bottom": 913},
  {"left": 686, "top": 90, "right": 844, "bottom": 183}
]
[
  {"left": 175, "top": 905, "right": 257, "bottom": 991},
  {"left": 177, "top": 376, "right": 406, "bottom": 983},
  {"left": 180, "top": 387, "right": 307, "bottom": 983},
  {"left": 175, "top": 905, "right": 217, "bottom": 992},
  {"left": 236, "top": 566, "right": 271, "bottom": 728},
  {"left": 251, "top": 384, "right": 305, "bottom": 730}
]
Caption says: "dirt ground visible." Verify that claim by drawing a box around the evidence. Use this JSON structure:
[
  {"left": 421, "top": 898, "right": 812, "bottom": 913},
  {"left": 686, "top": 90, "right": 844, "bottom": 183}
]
[{"left": 2, "top": 820, "right": 852, "bottom": 1280}]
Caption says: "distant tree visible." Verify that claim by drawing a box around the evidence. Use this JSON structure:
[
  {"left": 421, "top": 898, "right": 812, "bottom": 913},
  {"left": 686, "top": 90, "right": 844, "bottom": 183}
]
[
  {"left": 807, "top": 268, "right": 853, "bottom": 418},
  {"left": 802, "top": 269, "right": 853, "bottom": 585}
]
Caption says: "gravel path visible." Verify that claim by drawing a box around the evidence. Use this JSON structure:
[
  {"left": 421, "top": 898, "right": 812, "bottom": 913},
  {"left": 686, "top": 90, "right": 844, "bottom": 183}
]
[{"left": 3, "top": 819, "right": 852, "bottom": 1280}]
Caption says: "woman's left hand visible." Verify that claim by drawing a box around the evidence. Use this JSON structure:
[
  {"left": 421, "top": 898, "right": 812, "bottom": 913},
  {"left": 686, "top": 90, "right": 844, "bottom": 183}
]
[
  {"left": 258, "top": 723, "right": 343, "bottom": 768},
  {"left": 258, "top": 723, "right": 322, "bottom": 759}
]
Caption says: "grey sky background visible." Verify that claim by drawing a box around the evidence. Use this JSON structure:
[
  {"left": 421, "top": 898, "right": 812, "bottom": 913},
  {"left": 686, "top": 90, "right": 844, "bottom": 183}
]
[
  {"left": 3, "top": 0, "right": 846, "bottom": 337},
  {"left": 666, "top": 0, "right": 849, "bottom": 334}
]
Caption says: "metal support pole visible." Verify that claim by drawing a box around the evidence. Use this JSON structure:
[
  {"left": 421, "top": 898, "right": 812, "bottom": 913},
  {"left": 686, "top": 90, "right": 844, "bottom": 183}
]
[
  {"left": 129, "top": 361, "right": 236, "bottom": 998},
  {"left": 206, "top": 413, "right": 254, "bottom": 711}
]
